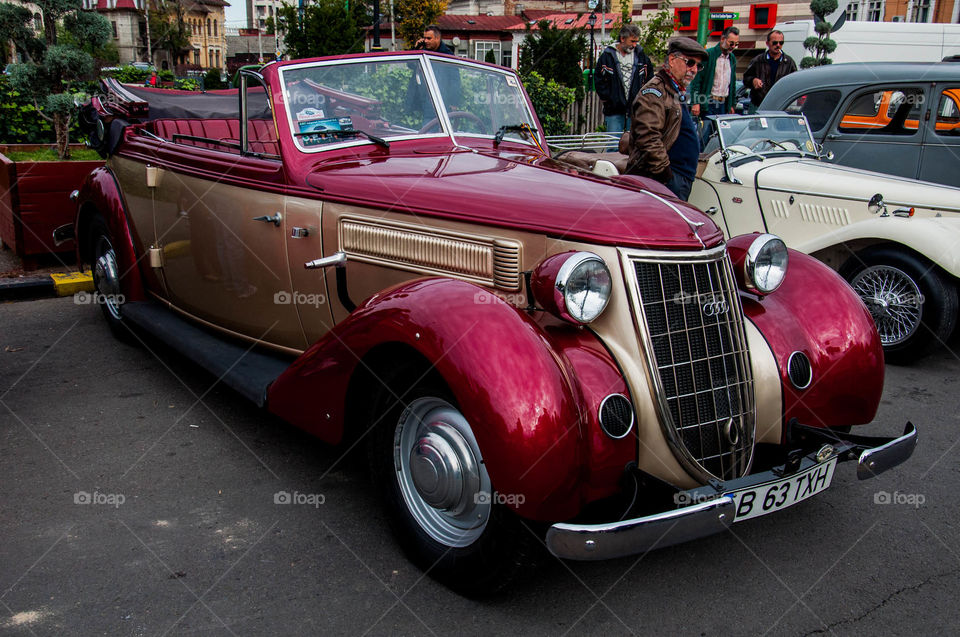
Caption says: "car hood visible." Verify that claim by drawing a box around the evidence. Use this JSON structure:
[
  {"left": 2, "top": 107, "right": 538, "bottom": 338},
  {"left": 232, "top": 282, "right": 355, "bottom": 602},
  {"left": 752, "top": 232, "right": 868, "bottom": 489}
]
[
  {"left": 303, "top": 149, "right": 723, "bottom": 250},
  {"left": 754, "top": 158, "right": 960, "bottom": 212}
]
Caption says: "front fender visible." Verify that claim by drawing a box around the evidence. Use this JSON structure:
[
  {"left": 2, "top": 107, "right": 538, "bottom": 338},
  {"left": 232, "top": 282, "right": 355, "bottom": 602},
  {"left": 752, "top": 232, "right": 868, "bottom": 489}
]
[
  {"left": 728, "top": 235, "right": 884, "bottom": 434},
  {"left": 268, "top": 277, "right": 632, "bottom": 521},
  {"left": 795, "top": 216, "right": 960, "bottom": 280},
  {"left": 74, "top": 165, "right": 146, "bottom": 303}
]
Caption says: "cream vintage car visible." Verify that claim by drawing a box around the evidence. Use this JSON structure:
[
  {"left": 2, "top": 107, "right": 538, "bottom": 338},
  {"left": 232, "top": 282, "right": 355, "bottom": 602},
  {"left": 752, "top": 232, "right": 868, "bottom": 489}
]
[{"left": 688, "top": 113, "right": 960, "bottom": 364}]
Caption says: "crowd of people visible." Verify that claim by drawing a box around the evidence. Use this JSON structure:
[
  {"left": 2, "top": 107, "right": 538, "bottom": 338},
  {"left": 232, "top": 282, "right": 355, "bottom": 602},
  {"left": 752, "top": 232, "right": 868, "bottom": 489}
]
[{"left": 600, "top": 29, "right": 797, "bottom": 200}]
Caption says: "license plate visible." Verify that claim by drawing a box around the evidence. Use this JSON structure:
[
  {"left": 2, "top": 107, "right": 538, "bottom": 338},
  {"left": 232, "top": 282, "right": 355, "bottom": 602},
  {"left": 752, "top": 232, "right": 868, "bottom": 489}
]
[{"left": 731, "top": 458, "right": 837, "bottom": 522}]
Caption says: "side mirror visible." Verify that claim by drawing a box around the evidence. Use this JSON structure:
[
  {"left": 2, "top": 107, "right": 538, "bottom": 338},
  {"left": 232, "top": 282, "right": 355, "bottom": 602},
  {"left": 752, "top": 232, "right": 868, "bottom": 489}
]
[{"left": 868, "top": 193, "right": 888, "bottom": 216}]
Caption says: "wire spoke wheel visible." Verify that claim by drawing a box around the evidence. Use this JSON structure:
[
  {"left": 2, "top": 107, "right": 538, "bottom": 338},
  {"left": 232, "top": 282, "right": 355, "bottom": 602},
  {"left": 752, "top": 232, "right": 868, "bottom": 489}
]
[{"left": 852, "top": 264, "right": 923, "bottom": 346}]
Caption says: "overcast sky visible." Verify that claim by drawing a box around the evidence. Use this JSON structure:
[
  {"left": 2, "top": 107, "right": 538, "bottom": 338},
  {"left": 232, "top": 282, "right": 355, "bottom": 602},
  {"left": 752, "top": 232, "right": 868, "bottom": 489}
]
[{"left": 224, "top": 1, "right": 247, "bottom": 28}]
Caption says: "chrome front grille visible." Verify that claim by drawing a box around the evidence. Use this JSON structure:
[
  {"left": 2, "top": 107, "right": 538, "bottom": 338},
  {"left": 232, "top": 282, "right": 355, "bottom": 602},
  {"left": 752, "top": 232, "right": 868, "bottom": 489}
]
[{"left": 629, "top": 248, "right": 755, "bottom": 481}]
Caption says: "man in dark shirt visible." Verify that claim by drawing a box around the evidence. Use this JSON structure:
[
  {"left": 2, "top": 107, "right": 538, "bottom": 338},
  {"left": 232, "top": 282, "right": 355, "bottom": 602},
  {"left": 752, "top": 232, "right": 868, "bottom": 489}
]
[
  {"left": 743, "top": 30, "right": 797, "bottom": 109},
  {"left": 416, "top": 25, "right": 454, "bottom": 54},
  {"left": 626, "top": 37, "right": 707, "bottom": 201},
  {"left": 594, "top": 24, "right": 655, "bottom": 137}
]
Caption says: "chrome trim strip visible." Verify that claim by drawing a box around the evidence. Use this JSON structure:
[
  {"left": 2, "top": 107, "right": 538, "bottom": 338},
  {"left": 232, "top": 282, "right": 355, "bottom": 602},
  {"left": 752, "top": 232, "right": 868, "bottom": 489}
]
[
  {"left": 857, "top": 422, "right": 918, "bottom": 480},
  {"left": 546, "top": 496, "right": 735, "bottom": 560},
  {"left": 760, "top": 186, "right": 960, "bottom": 214}
]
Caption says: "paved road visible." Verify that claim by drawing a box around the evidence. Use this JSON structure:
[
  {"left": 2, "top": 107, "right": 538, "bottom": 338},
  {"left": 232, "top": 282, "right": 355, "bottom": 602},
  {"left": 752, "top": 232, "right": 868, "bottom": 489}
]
[{"left": 2, "top": 297, "right": 959, "bottom": 636}]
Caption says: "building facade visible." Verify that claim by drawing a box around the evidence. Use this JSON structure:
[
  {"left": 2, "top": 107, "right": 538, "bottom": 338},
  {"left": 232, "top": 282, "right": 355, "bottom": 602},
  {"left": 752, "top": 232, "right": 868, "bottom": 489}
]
[{"left": 180, "top": 0, "right": 230, "bottom": 70}]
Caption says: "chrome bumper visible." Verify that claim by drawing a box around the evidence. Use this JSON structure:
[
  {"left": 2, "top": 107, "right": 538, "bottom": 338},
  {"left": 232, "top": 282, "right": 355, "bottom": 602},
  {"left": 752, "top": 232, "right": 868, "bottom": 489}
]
[{"left": 546, "top": 422, "right": 917, "bottom": 561}]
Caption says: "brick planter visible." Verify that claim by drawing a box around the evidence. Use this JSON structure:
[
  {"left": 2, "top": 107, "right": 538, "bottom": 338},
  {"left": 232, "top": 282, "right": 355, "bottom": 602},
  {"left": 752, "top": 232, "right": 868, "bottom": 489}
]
[{"left": 0, "top": 144, "right": 104, "bottom": 268}]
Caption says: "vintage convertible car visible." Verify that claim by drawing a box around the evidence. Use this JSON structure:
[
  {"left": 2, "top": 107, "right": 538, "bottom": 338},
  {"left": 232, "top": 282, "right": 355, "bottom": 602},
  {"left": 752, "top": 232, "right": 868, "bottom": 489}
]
[
  {"left": 71, "top": 52, "right": 916, "bottom": 594},
  {"left": 688, "top": 113, "right": 960, "bottom": 363}
]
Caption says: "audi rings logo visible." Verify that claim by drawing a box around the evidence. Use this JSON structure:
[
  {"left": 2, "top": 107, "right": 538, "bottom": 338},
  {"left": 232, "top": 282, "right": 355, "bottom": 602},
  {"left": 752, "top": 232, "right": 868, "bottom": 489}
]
[{"left": 701, "top": 297, "right": 729, "bottom": 317}]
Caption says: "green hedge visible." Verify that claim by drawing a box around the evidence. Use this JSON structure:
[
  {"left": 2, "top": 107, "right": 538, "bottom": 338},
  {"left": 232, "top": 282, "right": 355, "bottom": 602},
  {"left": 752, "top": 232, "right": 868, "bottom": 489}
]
[{"left": 0, "top": 75, "right": 83, "bottom": 144}]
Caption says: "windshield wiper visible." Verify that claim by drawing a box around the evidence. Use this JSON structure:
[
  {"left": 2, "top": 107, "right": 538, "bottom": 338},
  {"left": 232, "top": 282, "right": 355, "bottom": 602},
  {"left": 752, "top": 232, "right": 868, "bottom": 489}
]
[
  {"left": 494, "top": 124, "right": 531, "bottom": 146},
  {"left": 294, "top": 128, "right": 390, "bottom": 148}
]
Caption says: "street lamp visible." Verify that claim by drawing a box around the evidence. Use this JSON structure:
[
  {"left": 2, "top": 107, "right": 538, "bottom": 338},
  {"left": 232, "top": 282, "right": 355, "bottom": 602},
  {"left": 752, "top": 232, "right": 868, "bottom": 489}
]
[{"left": 587, "top": 12, "right": 596, "bottom": 135}]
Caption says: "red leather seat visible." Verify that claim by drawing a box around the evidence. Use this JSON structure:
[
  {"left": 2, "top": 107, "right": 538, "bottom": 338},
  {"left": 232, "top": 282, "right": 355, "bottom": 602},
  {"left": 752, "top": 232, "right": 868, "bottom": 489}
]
[{"left": 151, "top": 119, "right": 279, "bottom": 156}]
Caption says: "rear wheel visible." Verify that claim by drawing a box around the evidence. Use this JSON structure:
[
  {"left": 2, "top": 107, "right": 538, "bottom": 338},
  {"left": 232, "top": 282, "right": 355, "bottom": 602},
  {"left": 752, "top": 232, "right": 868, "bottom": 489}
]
[
  {"left": 88, "top": 216, "right": 130, "bottom": 340},
  {"left": 367, "top": 373, "right": 538, "bottom": 596},
  {"left": 841, "top": 247, "right": 957, "bottom": 364}
]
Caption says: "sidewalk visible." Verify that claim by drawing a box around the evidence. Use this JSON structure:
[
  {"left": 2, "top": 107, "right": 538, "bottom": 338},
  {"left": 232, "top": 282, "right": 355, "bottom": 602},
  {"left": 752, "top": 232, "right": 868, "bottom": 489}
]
[{"left": 0, "top": 246, "right": 92, "bottom": 301}]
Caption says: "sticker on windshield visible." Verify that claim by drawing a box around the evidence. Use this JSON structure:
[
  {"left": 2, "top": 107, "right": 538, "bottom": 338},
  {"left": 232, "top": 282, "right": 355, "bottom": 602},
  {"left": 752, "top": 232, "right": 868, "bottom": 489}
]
[
  {"left": 506, "top": 76, "right": 518, "bottom": 87},
  {"left": 719, "top": 120, "right": 731, "bottom": 129},
  {"left": 297, "top": 115, "right": 354, "bottom": 146},
  {"left": 806, "top": 140, "right": 815, "bottom": 152},
  {"left": 758, "top": 117, "right": 768, "bottom": 128}
]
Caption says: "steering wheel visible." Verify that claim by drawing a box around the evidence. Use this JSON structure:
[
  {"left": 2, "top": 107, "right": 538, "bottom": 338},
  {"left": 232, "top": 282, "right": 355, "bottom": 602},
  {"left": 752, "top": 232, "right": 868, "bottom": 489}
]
[
  {"left": 419, "top": 110, "right": 488, "bottom": 134},
  {"left": 749, "top": 138, "right": 789, "bottom": 152}
]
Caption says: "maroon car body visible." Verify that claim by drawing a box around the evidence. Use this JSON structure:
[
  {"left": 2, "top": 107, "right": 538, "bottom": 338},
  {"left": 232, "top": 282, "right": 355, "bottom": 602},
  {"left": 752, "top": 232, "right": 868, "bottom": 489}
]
[{"left": 72, "top": 52, "right": 916, "bottom": 594}]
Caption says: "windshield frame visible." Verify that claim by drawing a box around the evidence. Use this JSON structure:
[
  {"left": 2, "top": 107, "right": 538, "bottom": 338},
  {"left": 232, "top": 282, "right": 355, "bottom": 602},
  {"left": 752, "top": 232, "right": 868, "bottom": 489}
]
[
  {"left": 713, "top": 113, "right": 820, "bottom": 159},
  {"left": 278, "top": 54, "right": 542, "bottom": 154}
]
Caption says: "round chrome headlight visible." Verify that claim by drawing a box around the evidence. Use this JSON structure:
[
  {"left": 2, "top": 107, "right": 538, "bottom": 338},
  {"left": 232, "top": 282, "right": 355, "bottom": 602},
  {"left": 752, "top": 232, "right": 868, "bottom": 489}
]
[
  {"left": 556, "top": 252, "right": 612, "bottom": 323},
  {"left": 745, "top": 234, "right": 788, "bottom": 294}
]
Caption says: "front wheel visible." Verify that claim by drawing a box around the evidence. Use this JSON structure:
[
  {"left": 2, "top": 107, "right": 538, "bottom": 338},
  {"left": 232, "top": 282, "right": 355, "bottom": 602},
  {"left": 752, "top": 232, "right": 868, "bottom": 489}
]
[
  {"left": 88, "top": 215, "right": 130, "bottom": 341},
  {"left": 368, "top": 380, "right": 538, "bottom": 596},
  {"left": 841, "top": 247, "right": 957, "bottom": 364}
]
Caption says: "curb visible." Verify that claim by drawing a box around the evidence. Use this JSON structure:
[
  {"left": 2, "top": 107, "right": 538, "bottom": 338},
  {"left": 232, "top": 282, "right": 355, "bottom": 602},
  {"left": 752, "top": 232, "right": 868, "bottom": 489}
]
[{"left": 0, "top": 271, "right": 93, "bottom": 302}]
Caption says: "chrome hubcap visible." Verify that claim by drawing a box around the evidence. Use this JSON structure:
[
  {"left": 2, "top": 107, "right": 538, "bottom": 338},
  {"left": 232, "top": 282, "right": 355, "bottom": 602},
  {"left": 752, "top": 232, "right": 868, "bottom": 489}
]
[
  {"left": 852, "top": 265, "right": 923, "bottom": 346},
  {"left": 93, "top": 238, "right": 122, "bottom": 321},
  {"left": 395, "top": 397, "right": 491, "bottom": 547}
]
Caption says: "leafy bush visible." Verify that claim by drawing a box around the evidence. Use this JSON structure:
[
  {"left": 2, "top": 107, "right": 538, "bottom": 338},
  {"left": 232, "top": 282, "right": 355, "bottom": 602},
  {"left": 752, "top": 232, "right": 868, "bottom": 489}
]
[
  {"left": 521, "top": 71, "right": 576, "bottom": 136},
  {"left": 103, "top": 65, "right": 151, "bottom": 83},
  {"left": 0, "top": 75, "right": 82, "bottom": 144},
  {"left": 519, "top": 21, "right": 586, "bottom": 100},
  {"left": 158, "top": 69, "right": 175, "bottom": 82},
  {"left": 204, "top": 68, "right": 224, "bottom": 90},
  {"left": 174, "top": 77, "right": 200, "bottom": 91}
]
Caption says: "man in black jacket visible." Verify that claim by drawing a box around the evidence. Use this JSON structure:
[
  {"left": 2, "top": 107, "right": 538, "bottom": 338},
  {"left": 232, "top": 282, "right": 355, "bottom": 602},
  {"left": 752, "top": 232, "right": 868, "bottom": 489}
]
[
  {"left": 743, "top": 30, "right": 797, "bottom": 109},
  {"left": 415, "top": 25, "right": 454, "bottom": 54},
  {"left": 594, "top": 24, "right": 654, "bottom": 137}
]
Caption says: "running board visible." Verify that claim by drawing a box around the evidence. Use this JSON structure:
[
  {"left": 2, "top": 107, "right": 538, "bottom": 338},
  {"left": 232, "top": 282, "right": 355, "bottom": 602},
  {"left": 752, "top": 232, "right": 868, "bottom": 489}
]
[{"left": 122, "top": 302, "right": 293, "bottom": 407}]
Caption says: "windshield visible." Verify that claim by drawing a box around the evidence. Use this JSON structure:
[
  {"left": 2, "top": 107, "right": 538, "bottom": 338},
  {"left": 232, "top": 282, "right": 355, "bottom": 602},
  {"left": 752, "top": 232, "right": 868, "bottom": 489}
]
[
  {"left": 280, "top": 57, "right": 538, "bottom": 152},
  {"left": 709, "top": 114, "right": 818, "bottom": 156}
]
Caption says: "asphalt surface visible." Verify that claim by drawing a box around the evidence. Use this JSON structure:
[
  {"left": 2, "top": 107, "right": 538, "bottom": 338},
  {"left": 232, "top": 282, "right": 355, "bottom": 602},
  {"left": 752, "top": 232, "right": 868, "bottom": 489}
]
[{"left": 2, "top": 297, "right": 960, "bottom": 636}]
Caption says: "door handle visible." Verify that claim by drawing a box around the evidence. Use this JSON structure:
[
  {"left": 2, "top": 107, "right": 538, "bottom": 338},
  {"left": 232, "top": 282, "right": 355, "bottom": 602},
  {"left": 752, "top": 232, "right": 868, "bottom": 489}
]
[
  {"left": 826, "top": 133, "right": 838, "bottom": 140},
  {"left": 253, "top": 212, "right": 282, "bottom": 226}
]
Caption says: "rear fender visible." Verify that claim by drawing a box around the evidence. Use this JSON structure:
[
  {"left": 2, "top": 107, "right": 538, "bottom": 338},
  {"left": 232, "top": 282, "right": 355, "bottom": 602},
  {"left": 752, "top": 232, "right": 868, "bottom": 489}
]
[
  {"left": 74, "top": 166, "right": 146, "bottom": 303},
  {"left": 268, "top": 277, "right": 632, "bottom": 521},
  {"left": 728, "top": 235, "right": 884, "bottom": 434}
]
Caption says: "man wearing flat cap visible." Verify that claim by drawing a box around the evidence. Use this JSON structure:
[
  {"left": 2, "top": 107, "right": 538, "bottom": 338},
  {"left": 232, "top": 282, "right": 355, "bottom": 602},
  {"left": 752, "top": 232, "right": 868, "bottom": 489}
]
[{"left": 626, "top": 36, "right": 707, "bottom": 200}]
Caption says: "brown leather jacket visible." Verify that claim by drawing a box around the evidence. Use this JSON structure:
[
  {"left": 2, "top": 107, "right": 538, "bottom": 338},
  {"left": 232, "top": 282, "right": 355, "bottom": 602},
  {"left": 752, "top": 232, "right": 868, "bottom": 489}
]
[{"left": 627, "top": 69, "right": 682, "bottom": 180}]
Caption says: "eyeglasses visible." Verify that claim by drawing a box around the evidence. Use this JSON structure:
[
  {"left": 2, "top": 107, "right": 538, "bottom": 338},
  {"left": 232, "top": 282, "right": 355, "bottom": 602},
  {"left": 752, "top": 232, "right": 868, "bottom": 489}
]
[
  {"left": 673, "top": 54, "right": 704, "bottom": 71},
  {"left": 769, "top": 40, "right": 784, "bottom": 45}
]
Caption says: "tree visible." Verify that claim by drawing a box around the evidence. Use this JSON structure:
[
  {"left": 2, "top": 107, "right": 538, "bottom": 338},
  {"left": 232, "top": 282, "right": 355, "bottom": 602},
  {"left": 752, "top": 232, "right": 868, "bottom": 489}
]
[
  {"left": 484, "top": 48, "right": 496, "bottom": 65},
  {"left": 636, "top": 1, "right": 674, "bottom": 64},
  {"left": 801, "top": 0, "right": 839, "bottom": 68},
  {"left": 5, "top": 0, "right": 110, "bottom": 159},
  {"left": 274, "top": 0, "right": 369, "bottom": 59},
  {"left": 148, "top": 0, "right": 191, "bottom": 66},
  {"left": 518, "top": 20, "right": 586, "bottom": 99},
  {"left": 394, "top": 0, "right": 447, "bottom": 49},
  {"left": 0, "top": 3, "right": 44, "bottom": 62}
]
